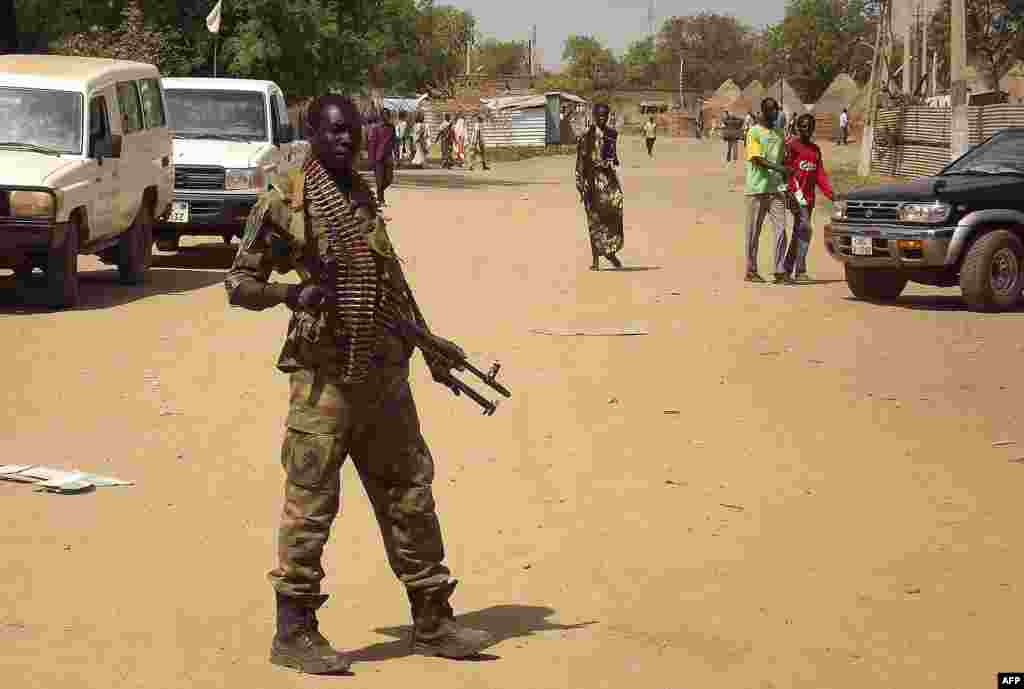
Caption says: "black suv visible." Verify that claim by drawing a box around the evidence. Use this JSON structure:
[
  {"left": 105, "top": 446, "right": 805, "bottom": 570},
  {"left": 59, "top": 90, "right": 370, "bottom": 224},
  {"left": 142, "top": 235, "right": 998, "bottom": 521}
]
[{"left": 824, "top": 127, "right": 1024, "bottom": 312}]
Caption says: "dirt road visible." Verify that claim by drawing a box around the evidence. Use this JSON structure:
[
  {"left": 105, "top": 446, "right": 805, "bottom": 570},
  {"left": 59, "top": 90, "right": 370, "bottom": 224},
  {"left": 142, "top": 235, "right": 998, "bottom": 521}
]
[{"left": 3, "top": 137, "right": 1022, "bottom": 689}]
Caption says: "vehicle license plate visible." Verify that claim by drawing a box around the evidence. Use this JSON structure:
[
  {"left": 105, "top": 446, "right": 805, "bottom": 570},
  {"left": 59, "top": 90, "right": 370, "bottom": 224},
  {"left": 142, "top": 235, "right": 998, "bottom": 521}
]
[
  {"left": 169, "top": 201, "right": 189, "bottom": 224},
  {"left": 851, "top": 236, "right": 873, "bottom": 256}
]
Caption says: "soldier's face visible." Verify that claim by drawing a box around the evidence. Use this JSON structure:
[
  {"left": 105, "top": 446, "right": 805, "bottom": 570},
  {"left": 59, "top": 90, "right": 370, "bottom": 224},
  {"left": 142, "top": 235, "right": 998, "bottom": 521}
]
[{"left": 313, "top": 104, "right": 360, "bottom": 172}]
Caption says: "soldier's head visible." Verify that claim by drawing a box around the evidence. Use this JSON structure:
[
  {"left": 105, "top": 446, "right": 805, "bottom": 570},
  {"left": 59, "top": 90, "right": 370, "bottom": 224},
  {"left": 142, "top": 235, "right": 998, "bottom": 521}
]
[
  {"left": 796, "top": 113, "right": 815, "bottom": 142},
  {"left": 593, "top": 102, "right": 610, "bottom": 129},
  {"left": 308, "top": 94, "right": 362, "bottom": 173},
  {"left": 760, "top": 97, "right": 780, "bottom": 127}
]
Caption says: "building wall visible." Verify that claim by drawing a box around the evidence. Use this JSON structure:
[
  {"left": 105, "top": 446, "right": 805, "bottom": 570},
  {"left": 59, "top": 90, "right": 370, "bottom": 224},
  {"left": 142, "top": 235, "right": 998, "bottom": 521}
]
[{"left": 421, "top": 103, "right": 547, "bottom": 148}]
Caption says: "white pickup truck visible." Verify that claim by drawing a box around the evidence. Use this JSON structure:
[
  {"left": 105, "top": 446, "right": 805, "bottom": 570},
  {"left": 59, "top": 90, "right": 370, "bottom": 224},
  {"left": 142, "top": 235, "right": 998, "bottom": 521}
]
[{"left": 156, "top": 78, "right": 304, "bottom": 251}]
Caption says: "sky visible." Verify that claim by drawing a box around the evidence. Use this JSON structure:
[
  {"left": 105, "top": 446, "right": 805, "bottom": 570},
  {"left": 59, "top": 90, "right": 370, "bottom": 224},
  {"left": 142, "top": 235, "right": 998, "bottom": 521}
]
[{"left": 447, "top": 0, "right": 788, "bottom": 70}]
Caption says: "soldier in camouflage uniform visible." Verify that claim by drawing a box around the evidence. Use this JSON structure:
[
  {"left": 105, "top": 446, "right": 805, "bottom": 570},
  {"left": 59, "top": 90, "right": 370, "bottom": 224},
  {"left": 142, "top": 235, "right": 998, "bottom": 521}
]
[{"left": 225, "top": 94, "right": 495, "bottom": 675}]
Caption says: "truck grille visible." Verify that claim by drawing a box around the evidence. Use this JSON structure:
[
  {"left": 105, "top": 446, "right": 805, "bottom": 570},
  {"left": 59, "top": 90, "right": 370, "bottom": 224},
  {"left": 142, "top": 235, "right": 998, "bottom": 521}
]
[
  {"left": 845, "top": 200, "right": 901, "bottom": 222},
  {"left": 175, "top": 166, "right": 225, "bottom": 191}
]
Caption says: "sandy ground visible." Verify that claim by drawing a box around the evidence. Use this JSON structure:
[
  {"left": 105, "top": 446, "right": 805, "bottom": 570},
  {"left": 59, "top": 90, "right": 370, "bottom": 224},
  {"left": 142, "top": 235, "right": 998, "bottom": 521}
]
[{"left": 2, "top": 136, "right": 1023, "bottom": 689}]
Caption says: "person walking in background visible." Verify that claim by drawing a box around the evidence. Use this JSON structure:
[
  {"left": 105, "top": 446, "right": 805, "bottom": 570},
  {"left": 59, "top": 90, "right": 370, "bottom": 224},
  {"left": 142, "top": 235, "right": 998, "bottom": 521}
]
[
  {"left": 696, "top": 109, "right": 705, "bottom": 139},
  {"left": 575, "top": 102, "right": 625, "bottom": 271},
  {"left": 453, "top": 113, "right": 467, "bottom": 166},
  {"left": 394, "top": 111, "right": 408, "bottom": 166},
  {"left": 783, "top": 113, "right": 834, "bottom": 282},
  {"left": 435, "top": 113, "right": 453, "bottom": 169},
  {"left": 367, "top": 107, "right": 396, "bottom": 207},
  {"left": 839, "top": 108, "right": 849, "bottom": 145},
  {"left": 744, "top": 97, "right": 792, "bottom": 284},
  {"left": 411, "top": 111, "right": 429, "bottom": 168},
  {"left": 722, "top": 110, "right": 743, "bottom": 163},
  {"left": 643, "top": 115, "right": 657, "bottom": 157},
  {"left": 466, "top": 114, "right": 490, "bottom": 171}
]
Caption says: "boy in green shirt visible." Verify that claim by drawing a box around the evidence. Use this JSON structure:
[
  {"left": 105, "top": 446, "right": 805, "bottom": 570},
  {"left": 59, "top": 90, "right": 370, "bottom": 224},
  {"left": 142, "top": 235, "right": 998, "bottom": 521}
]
[{"left": 744, "top": 97, "right": 793, "bottom": 284}]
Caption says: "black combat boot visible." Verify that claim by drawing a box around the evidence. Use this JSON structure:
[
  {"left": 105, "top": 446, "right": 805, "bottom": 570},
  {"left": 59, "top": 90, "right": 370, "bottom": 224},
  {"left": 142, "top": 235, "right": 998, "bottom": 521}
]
[
  {"left": 270, "top": 592, "right": 351, "bottom": 674},
  {"left": 409, "top": 579, "right": 495, "bottom": 658}
]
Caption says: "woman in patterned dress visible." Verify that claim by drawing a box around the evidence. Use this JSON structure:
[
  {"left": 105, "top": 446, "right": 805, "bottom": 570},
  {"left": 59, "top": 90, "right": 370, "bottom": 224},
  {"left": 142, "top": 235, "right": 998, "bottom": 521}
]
[{"left": 575, "top": 102, "right": 624, "bottom": 271}]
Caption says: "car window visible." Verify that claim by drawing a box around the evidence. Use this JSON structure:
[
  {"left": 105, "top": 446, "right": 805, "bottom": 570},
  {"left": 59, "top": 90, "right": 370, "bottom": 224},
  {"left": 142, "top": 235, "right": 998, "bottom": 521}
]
[
  {"left": 164, "top": 89, "right": 268, "bottom": 141},
  {"left": 275, "top": 92, "right": 289, "bottom": 131},
  {"left": 138, "top": 79, "right": 166, "bottom": 129},
  {"left": 117, "top": 81, "right": 143, "bottom": 133},
  {"left": 89, "top": 96, "right": 110, "bottom": 140},
  {"left": 0, "top": 87, "right": 83, "bottom": 154},
  {"left": 944, "top": 131, "right": 1024, "bottom": 174}
]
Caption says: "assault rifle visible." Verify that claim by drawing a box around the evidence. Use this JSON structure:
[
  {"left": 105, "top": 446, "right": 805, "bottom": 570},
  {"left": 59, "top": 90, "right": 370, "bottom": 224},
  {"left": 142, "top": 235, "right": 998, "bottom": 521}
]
[{"left": 398, "top": 317, "right": 511, "bottom": 416}]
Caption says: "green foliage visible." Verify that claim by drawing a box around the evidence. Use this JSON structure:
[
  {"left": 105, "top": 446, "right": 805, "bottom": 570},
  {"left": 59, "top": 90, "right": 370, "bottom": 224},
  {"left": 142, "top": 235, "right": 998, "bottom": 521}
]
[
  {"left": 655, "top": 12, "right": 757, "bottom": 92},
  {"left": 622, "top": 36, "right": 657, "bottom": 86},
  {"left": 767, "top": 0, "right": 875, "bottom": 102},
  {"left": 930, "top": 0, "right": 1024, "bottom": 92},
  {"left": 561, "top": 34, "right": 617, "bottom": 92},
  {"left": 473, "top": 37, "right": 527, "bottom": 76}
]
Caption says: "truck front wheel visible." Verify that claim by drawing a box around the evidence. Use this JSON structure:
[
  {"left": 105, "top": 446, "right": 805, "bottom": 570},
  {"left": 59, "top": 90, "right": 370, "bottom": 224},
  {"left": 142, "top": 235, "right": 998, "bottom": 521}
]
[
  {"left": 960, "top": 230, "right": 1024, "bottom": 312},
  {"left": 845, "top": 265, "right": 907, "bottom": 302}
]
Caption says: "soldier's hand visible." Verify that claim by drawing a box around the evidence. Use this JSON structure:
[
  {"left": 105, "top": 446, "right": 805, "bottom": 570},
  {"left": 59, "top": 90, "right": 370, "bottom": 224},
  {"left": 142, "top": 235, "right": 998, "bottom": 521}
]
[
  {"left": 426, "top": 356, "right": 462, "bottom": 396},
  {"left": 287, "top": 282, "right": 330, "bottom": 313},
  {"left": 428, "top": 334, "right": 466, "bottom": 371}
]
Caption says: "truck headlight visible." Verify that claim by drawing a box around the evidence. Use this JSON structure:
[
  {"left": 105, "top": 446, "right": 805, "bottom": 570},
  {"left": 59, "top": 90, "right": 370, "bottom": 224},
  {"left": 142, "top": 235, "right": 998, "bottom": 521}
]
[
  {"left": 897, "top": 201, "right": 951, "bottom": 223},
  {"left": 9, "top": 190, "right": 57, "bottom": 218},
  {"left": 831, "top": 199, "right": 847, "bottom": 220},
  {"left": 225, "top": 168, "right": 266, "bottom": 191}
]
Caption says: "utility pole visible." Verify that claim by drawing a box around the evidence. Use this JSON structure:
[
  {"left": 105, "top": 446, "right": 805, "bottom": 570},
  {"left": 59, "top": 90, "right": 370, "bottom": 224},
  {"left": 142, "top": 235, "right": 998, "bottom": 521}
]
[
  {"left": 859, "top": 0, "right": 890, "bottom": 176},
  {"left": 950, "top": 0, "right": 969, "bottom": 159},
  {"left": 921, "top": 2, "right": 929, "bottom": 97}
]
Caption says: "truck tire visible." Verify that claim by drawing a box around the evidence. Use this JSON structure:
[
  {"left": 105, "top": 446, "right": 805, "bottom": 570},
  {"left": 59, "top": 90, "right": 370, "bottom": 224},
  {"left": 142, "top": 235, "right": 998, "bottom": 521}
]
[
  {"left": 844, "top": 265, "right": 907, "bottom": 302},
  {"left": 118, "top": 200, "right": 154, "bottom": 284},
  {"left": 47, "top": 220, "right": 80, "bottom": 309},
  {"left": 960, "top": 229, "right": 1024, "bottom": 312}
]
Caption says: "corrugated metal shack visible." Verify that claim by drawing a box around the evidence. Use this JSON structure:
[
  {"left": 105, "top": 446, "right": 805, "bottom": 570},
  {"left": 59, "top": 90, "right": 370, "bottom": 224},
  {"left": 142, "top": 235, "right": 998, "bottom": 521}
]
[{"left": 423, "top": 92, "right": 586, "bottom": 147}]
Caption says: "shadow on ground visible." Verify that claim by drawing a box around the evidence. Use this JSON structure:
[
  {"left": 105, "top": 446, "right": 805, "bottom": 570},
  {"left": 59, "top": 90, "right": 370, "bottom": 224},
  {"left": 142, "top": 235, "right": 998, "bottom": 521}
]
[
  {"left": 348, "top": 604, "right": 597, "bottom": 664},
  {"left": 153, "top": 242, "right": 238, "bottom": 271},
  {"left": 0, "top": 266, "right": 226, "bottom": 314},
  {"left": 843, "top": 294, "right": 1024, "bottom": 313}
]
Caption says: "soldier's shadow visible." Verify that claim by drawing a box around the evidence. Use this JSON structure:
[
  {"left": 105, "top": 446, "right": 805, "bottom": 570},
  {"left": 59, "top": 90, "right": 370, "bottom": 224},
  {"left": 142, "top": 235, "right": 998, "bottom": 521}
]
[{"left": 349, "top": 604, "right": 597, "bottom": 663}]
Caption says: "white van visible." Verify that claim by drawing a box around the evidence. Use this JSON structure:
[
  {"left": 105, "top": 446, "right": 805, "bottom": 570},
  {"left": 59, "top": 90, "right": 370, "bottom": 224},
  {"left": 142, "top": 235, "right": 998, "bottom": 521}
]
[
  {"left": 0, "top": 55, "right": 173, "bottom": 307},
  {"left": 157, "top": 78, "right": 301, "bottom": 250}
]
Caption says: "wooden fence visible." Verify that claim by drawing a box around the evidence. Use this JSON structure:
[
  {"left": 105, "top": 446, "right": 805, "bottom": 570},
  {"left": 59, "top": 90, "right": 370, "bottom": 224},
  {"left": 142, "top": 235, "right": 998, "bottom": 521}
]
[{"left": 871, "top": 105, "right": 1024, "bottom": 177}]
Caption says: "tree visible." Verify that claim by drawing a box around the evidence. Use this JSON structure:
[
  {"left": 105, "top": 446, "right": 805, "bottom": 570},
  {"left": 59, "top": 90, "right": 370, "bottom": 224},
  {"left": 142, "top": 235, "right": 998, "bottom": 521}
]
[
  {"left": 654, "top": 13, "right": 757, "bottom": 93},
  {"left": 561, "top": 34, "right": 616, "bottom": 92},
  {"left": 413, "top": 1, "right": 476, "bottom": 97},
  {"left": 763, "top": 0, "right": 877, "bottom": 102},
  {"left": 51, "top": 0, "right": 196, "bottom": 75},
  {"left": 930, "top": 0, "right": 1024, "bottom": 92},
  {"left": 473, "top": 37, "right": 527, "bottom": 76},
  {"left": 622, "top": 36, "right": 657, "bottom": 86}
]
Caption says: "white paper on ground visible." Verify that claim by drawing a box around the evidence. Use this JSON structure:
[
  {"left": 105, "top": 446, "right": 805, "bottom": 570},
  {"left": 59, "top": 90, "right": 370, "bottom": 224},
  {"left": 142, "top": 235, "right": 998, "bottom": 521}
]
[{"left": 0, "top": 465, "right": 133, "bottom": 491}]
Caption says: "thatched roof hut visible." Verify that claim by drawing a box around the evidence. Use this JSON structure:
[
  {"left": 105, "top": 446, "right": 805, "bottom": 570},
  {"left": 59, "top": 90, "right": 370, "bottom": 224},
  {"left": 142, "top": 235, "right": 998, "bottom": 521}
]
[
  {"left": 764, "top": 78, "right": 804, "bottom": 116},
  {"left": 701, "top": 79, "right": 743, "bottom": 120},
  {"left": 814, "top": 73, "right": 861, "bottom": 115},
  {"left": 729, "top": 80, "right": 765, "bottom": 118}
]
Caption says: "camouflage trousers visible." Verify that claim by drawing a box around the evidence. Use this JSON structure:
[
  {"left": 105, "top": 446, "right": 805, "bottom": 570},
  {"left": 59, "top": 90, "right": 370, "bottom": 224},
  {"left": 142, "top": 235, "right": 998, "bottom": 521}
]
[{"left": 268, "top": 364, "right": 453, "bottom": 601}]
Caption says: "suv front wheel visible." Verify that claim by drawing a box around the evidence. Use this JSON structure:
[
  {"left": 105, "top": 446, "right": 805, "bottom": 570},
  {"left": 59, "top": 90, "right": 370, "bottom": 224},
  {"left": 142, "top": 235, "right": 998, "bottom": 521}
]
[
  {"left": 960, "top": 230, "right": 1024, "bottom": 312},
  {"left": 845, "top": 266, "right": 907, "bottom": 302},
  {"left": 118, "top": 200, "right": 154, "bottom": 284}
]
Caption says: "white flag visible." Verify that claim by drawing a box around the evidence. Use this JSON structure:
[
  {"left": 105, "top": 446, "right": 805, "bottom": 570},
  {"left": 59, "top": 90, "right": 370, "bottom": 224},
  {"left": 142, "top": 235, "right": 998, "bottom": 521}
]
[{"left": 206, "top": 0, "right": 222, "bottom": 34}]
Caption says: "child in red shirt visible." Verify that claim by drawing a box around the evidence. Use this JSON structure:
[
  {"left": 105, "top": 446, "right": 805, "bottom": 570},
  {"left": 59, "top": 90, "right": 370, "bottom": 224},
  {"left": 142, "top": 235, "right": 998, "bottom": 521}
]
[{"left": 783, "top": 113, "right": 834, "bottom": 282}]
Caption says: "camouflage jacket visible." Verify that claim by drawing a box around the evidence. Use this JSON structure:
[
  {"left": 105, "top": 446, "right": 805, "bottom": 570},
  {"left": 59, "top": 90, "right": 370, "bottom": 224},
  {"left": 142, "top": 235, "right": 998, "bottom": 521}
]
[{"left": 225, "top": 168, "right": 415, "bottom": 375}]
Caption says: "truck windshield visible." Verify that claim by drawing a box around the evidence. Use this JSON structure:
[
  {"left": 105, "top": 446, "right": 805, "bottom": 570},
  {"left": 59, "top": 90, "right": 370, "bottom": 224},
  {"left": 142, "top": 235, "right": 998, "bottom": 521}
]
[
  {"left": 165, "top": 89, "right": 268, "bottom": 142},
  {"left": 0, "top": 87, "right": 83, "bottom": 154},
  {"left": 943, "top": 131, "right": 1024, "bottom": 175}
]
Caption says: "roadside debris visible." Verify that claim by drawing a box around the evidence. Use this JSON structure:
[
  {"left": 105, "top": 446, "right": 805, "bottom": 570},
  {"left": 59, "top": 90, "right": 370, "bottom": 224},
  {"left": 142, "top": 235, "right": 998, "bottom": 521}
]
[
  {"left": 0, "top": 465, "right": 133, "bottom": 494},
  {"left": 719, "top": 503, "right": 745, "bottom": 511},
  {"left": 992, "top": 440, "right": 1016, "bottom": 448}
]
